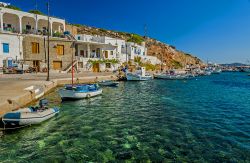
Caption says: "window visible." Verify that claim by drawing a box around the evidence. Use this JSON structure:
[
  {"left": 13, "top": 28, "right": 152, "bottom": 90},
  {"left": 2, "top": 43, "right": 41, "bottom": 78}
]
[
  {"left": 106, "top": 63, "right": 111, "bottom": 68},
  {"left": 56, "top": 45, "right": 64, "bottom": 55},
  {"left": 110, "top": 51, "right": 113, "bottom": 55},
  {"left": 32, "top": 42, "right": 39, "bottom": 54},
  {"left": 3, "top": 43, "right": 9, "bottom": 53}
]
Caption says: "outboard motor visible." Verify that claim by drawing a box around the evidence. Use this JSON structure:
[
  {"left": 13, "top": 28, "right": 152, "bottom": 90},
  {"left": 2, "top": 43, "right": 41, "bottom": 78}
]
[{"left": 39, "top": 99, "right": 49, "bottom": 108}]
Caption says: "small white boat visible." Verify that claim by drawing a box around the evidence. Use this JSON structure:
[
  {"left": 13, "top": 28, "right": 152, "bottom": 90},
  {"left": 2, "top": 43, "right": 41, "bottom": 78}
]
[
  {"left": 98, "top": 80, "right": 119, "bottom": 87},
  {"left": 154, "top": 69, "right": 190, "bottom": 80},
  {"left": 154, "top": 74, "right": 189, "bottom": 80},
  {"left": 211, "top": 67, "right": 222, "bottom": 74},
  {"left": 58, "top": 84, "right": 102, "bottom": 100},
  {"left": 2, "top": 99, "right": 59, "bottom": 126},
  {"left": 241, "top": 67, "right": 250, "bottom": 73},
  {"left": 126, "top": 67, "right": 152, "bottom": 81}
]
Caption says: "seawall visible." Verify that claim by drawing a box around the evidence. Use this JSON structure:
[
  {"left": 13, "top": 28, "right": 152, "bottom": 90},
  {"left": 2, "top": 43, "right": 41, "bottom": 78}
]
[{"left": 0, "top": 75, "right": 115, "bottom": 117}]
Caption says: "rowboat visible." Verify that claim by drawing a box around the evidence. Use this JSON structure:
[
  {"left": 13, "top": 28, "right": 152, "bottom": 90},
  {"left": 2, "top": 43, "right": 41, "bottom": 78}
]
[
  {"left": 58, "top": 84, "right": 102, "bottom": 100},
  {"left": 98, "top": 80, "right": 119, "bottom": 87},
  {"left": 2, "top": 99, "right": 59, "bottom": 126}
]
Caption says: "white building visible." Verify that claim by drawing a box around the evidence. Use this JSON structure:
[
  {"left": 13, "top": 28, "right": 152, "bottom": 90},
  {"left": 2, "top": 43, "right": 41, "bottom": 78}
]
[
  {"left": 75, "top": 34, "right": 126, "bottom": 72},
  {"left": 121, "top": 42, "right": 147, "bottom": 61},
  {"left": 0, "top": 7, "right": 65, "bottom": 35},
  {"left": 0, "top": 33, "right": 23, "bottom": 68},
  {"left": 0, "top": 5, "right": 66, "bottom": 70}
]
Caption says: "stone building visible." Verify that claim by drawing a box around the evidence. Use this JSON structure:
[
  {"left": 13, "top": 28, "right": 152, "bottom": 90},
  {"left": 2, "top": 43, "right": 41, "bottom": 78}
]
[{"left": 23, "top": 35, "right": 75, "bottom": 72}]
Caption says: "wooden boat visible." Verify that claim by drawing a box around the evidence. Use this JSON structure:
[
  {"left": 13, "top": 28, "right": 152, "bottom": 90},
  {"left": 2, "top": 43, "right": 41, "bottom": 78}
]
[
  {"left": 58, "top": 84, "right": 102, "bottom": 100},
  {"left": 2, "top": 99, "right": 59, "bottom": 126},
  {"left": 98, "top": 80, "right": 119, "bottom": 87},
  {"left": 126, "top": 67, "right": 152, "bottom": 81}
]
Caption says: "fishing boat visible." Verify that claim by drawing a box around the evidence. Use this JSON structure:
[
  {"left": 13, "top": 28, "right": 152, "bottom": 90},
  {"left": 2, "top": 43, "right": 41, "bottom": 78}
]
[
  {"left": 212, "top": 67, "right": 222, "bottom": 74},
  {"left": 2, "top": 99, "right": 59, "bottom": 126},
  {"left": 58, "top": 41, "right": 102, "bottom": 100},
  {"left": 58, "top": 84, "right": 102, "bottom": 100},
  {"left": 126, "top": 67, "right": 152, "bottom": 81},
  {"left": 98, "top": 80, "right": 119, "bottom": 87}
]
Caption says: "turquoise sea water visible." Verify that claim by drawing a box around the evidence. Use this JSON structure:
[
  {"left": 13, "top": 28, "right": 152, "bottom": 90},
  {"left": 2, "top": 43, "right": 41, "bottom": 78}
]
[{"left": 0, "top": 72, "right": 250, "bottom": 162}]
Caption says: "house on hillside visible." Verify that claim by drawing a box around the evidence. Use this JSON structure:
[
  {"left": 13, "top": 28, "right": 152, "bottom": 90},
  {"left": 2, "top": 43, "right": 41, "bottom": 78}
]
[
  {"left": 121, "top": 42, "right": 147, "bottom": 60},
  {"left": 75, "top": 34, "right": 125, "bottom": 72}
]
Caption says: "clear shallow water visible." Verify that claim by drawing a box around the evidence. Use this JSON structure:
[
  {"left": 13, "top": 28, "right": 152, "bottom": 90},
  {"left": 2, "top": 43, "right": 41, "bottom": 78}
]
[{"left": 0, "top": 72, "right": 250, "bottom": 162}]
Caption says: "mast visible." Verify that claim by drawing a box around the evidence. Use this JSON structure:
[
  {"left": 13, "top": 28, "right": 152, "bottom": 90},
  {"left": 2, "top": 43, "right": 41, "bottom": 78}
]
[
  {"left": 46, "top": 1, "right": 50, "bottom": 81},
  {"left": 71, "top": 42, "right": 74, "bottom": 86}
]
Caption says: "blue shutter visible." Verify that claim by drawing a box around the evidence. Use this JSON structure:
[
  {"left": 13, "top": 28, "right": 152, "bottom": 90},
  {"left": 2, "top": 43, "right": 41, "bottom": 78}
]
[{"left": 3, "top": 43, "right": 9, "bottom": 53}]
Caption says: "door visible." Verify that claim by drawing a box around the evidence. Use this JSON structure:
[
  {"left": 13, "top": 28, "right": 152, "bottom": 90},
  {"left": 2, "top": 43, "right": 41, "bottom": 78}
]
[
  {"left": 53, "top": 61, "right": 62, "bottom": 70},
  {"left": 92, "top": 63, "right": 100, "bottom": 72},
  {"left": 104, "top": 51, "right": 108, "bottom": 58},
  {"left": 33, "top": 60, "right": 40, "bottom": 72}
]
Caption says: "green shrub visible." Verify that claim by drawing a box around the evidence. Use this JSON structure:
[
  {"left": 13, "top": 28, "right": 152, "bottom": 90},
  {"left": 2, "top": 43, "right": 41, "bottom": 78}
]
[
  {"left": 29, "top": 10, "right": 44, "bottom": 15},
  {"left": 171, "top": 60, "right": 183, "bottom": 69},
  {"left": 127, "top": 34, "right": 144, "bottom": 44},
  {"left": 5, "top": 5, "right": 21, "bottom": 11}
]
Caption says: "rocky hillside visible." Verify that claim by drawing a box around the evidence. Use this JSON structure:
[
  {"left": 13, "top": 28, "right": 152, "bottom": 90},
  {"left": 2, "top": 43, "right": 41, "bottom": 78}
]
[{"left": 72, "top": 24, "right": 204, "bottom": 69}]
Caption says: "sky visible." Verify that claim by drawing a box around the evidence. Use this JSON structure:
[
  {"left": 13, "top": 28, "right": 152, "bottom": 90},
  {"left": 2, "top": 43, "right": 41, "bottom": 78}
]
[{"left": 4, "top": 0, "right": 250, "bottom": 64}]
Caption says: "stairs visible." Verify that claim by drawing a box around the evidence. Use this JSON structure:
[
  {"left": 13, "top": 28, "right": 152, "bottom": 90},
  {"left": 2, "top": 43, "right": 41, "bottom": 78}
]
[
  {"left": 61, "top": 60, "right": 78, "bottom": 73},
  {"left": 24, "top": 85, "right": 45, "bottom": 100}
]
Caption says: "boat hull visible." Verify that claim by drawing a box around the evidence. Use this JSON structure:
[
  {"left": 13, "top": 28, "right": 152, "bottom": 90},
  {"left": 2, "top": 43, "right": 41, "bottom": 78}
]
[
  {"left": 242, "top": 68, "right": 250, "bottom": 73},
  {"left": 99, "top": 81, "right": 119, "bottom": 87},
  {"left": 2, "top": 108, "right": 59, "bottom": 126},
  {"left": 59, "top": 89, "right": 102, "bottom": 100},
  {"left": 126, "top": 73, "right": 152, "bottom": 81},
  {"left": 154, "top": 74, "right": 188, "bottom": 80}
]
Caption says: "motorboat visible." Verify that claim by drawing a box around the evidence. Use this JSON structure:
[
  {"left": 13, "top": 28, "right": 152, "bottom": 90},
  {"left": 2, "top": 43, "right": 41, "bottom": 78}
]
[
  {"left": 154, "top": 73, "right": 189, "bottom": 80},
  {"left": 2, "top": 99, "right": 59, "bottom": 126}
]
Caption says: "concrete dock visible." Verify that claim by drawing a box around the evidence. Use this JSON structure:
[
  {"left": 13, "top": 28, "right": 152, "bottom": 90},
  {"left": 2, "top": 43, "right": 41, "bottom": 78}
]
[{"left": 0, "top": 72, "right": 115, "bottom": 116}]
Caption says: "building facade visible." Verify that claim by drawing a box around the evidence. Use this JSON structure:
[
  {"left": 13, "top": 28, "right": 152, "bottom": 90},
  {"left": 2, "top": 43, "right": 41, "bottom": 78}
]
[
  {"left": 0, "top": 7, "right": 65, "bottom": 36},
  {"left": 23, "top": 35, "right": 74, "bottom": 72},
  {"left": 0, "top": 33, "right": 23, "bottom": 68},
  {"left": 0, "top": 6, "right": 67, "bottom": 71}
]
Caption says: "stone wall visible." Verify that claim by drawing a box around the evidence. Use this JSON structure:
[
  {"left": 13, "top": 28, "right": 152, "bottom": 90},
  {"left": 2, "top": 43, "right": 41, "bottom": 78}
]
[
  {"left": 65, "top": 24, "right": 78, "bottom": 35},
  {"left": 23, "top": 36, "right": 75, "bottom": 71}
]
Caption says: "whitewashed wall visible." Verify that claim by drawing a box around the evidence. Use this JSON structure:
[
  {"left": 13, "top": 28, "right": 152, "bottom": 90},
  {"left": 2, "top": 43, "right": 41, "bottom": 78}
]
[{"left": 0, "top": 33, "right": 23, "bottom": 67}]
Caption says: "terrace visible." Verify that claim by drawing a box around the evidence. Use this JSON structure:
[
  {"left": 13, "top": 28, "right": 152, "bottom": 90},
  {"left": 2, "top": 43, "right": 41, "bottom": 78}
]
[{"left": 0, "top": 7, "right": 65, "bottom": 37}]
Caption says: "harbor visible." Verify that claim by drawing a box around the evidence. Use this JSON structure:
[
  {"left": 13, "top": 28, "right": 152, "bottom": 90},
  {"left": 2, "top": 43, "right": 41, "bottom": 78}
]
[
  {"left": 0, "top": 72, "right": 249, "bottom": 162},
  {"left": 0, "top": 0, "right": 250, "bottom": 162},
  {"left": 0, "top": 72, "right": 114, "bottom": 116}
]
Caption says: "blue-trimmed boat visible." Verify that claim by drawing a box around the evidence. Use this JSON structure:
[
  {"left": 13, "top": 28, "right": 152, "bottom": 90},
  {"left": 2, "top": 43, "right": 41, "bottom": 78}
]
[
  {"left": 58, "top": 84, "right": 102, "bottom": 100},
  {"left": 2, "top": 99, "right": 59, "bottom": 126}
]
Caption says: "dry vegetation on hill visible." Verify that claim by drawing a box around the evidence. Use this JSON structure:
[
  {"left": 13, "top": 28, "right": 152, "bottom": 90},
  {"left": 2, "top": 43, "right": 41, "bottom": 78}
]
[{"left": 72, "top": 24, "right": 204, "bottom": 69}]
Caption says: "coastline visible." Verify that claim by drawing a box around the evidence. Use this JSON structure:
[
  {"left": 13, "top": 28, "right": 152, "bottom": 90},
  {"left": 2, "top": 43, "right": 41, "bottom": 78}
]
[{"left": 0, "top": 72, "right": 116, "bottom": 117}]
